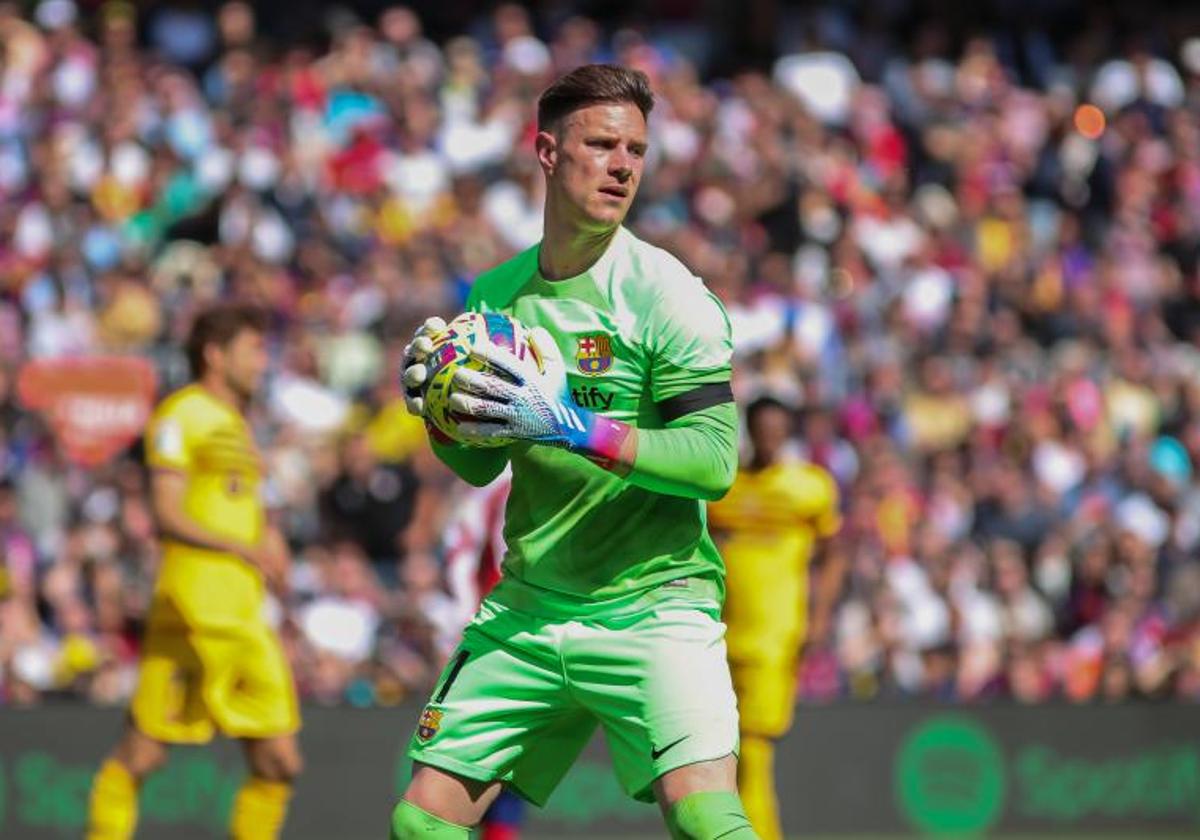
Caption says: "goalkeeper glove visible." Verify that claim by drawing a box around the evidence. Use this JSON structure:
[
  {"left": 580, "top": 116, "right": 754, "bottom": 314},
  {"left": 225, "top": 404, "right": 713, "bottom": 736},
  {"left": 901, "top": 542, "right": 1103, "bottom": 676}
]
[
  {"left": 401, "top": 316, "right": 447, "bottom": 417},
  {"left": 402, "top": 316, "right": 463, "bottom": 445},
  {"left": 449, "top": 327, "right": 633, "bottom": 471}
]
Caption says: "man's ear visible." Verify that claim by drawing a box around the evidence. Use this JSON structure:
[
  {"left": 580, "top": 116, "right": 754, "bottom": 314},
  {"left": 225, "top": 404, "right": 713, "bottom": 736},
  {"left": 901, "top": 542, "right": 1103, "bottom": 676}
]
[
  {"left": 535, "top": 130, "right": 558, "bottom": 177},
  {"left": 203, "top": 342, "right": 223, "bottom": 377}
]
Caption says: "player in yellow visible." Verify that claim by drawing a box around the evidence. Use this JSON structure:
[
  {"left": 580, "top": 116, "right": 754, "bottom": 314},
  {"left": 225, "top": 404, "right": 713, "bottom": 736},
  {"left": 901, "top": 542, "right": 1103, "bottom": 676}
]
[
  {"left": 86, "top": 303, "right": 302, "bottom": 840},
  {"left": 707, "top": 396, "right": 845, "bottom": 840}
]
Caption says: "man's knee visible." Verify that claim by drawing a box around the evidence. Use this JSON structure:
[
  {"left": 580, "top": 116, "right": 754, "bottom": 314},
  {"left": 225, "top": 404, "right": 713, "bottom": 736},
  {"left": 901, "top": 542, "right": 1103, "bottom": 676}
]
[
  {"left": 667, "top": 791, "right": 759, "bottom": 840},
  {"left": 398, "top": 762, "right": 499, "bottom": 830},
  {"left": 113, "top": 729, "right": 169, "bottom": 780},
  {"left": 390, "top": 799, "right": 472, "bottom": 840},
  {"left": 271, "top": 749, "right": 303, "bottom": 782},
  {"left": 655, "top": 756, "right": 757, "bottom": 840},
  {"left": 655, "top": 753, "right": 739, "bottom": 806},
  {"left": 246, "top": 738, "right": 303, "bottom": 782}
]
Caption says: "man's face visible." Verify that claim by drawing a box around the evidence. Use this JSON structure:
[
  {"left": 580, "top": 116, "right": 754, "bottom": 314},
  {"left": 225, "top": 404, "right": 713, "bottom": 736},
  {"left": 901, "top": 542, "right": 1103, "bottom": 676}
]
[
  {"left": 750, "top": 405, "right": 791, "bottom": 464},
  {"left": 215, "top": 328, "right": 268, "bottom": 401},
  {"left": 539, "top": 102, "right": 647, "bottom": 231}
]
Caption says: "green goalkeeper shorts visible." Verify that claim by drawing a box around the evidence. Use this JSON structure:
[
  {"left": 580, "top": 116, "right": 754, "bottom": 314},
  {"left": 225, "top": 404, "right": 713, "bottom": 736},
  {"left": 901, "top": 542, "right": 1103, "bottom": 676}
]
[{"left": 406, "top": 578, "right": 739, "bottom": 806}]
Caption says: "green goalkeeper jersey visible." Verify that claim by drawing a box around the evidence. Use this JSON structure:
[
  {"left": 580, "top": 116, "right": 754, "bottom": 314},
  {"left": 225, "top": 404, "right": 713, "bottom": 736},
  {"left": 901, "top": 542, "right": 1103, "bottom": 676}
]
[{"left": 434, "top": 225, "right": 737, "bottom": 616}]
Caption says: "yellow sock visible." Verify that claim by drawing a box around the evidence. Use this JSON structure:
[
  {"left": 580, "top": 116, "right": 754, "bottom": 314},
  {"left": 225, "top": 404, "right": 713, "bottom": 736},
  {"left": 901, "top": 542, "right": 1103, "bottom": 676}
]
[
  {"left": 229, "top": 777, "right": 293, "bottom": 840},
  {"left": 739, "top": 734, "right": 782, "bottom": 840},
  {"left": 86, "top": 758, "right": 139, "bottom": 840}
]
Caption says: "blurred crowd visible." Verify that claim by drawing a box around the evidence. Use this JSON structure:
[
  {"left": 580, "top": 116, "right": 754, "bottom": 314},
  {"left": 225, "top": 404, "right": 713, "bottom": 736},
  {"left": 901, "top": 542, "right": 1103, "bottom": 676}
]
[{"left": 2, "top": 0, "right": 1200, "bottom": 708}]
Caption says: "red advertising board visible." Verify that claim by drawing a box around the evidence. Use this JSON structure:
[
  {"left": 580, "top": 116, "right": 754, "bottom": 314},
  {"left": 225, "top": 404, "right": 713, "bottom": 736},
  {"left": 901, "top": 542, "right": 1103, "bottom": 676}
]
[{"left": 17, "top": 356, "right": 157, "bottom": 467}]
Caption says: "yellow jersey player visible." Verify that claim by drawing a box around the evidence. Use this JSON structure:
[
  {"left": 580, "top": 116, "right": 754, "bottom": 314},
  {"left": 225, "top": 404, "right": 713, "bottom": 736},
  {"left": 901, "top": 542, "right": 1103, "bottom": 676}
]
[
  {"left": 86, "top": 304, "right": 302, "bottom": 840},
  {"left": 707, "top": 396, "right": 845, "bottom": 840}
]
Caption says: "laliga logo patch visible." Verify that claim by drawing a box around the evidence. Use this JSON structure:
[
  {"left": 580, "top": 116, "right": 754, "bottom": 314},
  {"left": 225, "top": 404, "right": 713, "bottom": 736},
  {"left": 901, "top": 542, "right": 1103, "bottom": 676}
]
[
  {"left": 417, "top": 706, "right": 444, "bottom": 741},
  {"left": 575, "top": 333, "right": 613, "bottom": 376}
]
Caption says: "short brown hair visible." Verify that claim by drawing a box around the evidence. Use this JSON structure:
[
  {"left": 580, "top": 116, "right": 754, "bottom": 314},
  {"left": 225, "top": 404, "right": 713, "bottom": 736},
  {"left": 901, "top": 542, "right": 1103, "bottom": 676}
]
[
  {"left": 537, "top": 64, "right": 654, "bottom": 131},
  {"left": 186, "top": 303, "right": 268, "bottom": 377}
]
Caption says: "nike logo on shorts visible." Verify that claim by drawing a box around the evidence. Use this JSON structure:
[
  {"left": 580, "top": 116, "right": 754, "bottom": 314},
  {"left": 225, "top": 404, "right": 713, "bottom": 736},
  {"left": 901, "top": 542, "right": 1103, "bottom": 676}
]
[{"left": 651, "top": 735, "right": 689, "bottom": 760}]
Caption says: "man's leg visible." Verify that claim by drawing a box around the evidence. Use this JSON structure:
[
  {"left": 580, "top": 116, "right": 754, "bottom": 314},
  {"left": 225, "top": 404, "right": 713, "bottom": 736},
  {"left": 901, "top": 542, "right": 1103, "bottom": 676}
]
[
  {"left": 90, "top": 625, "right": 206, "bottom": 840},
  {"left": 736, "top": 736, "right": 780, "bottom": 840},
  {"left": 572, "top": 598, "right": 756, "bottom": 840},
  {"left": 231, "top": 734, "right": 303, "bottom": 840},
  {"left": 393, "top": 598, "right": 594, "bottom": 838},
  {"left": 654, "top": 755, "right": 759, "bottom": 840},
  {"left": 188, "top": 621, "right": 302, "bottom": 840},
  {"left": 86, "top": 726, "right": 169, "bottom": 840},
  {"left": 729, "top": 659, "right": 792, "bottom": 840},
  {"left": 392, "top": 763, "right": 503, "bottom": 839}
]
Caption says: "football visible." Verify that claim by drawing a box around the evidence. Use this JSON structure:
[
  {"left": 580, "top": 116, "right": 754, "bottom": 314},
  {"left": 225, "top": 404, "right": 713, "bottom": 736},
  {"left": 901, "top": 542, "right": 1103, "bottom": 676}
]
[{"left": 422, "top": 310, "right": 540, "bottom": 446}]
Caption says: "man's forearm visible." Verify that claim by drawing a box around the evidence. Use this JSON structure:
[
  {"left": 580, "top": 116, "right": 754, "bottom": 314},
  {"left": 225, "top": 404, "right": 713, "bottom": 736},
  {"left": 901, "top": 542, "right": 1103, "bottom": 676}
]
[
  {"left": 810, "top": 541, "right": 848, "bottom": 644},
  {"left": 156, "top": 508, "right": 251, "bottom": 557},
  {"left": 430, "top": 436, "right": 511, "bottom": 487},
  {"left": 621, "top": 403, "right": 738, "bottom": 501}
]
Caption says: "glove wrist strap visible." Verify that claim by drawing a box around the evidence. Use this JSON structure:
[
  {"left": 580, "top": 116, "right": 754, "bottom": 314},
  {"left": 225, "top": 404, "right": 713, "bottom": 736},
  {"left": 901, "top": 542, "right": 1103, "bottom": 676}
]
[{"left": 562, "top": 407, "right": 634, "bottom": 473}]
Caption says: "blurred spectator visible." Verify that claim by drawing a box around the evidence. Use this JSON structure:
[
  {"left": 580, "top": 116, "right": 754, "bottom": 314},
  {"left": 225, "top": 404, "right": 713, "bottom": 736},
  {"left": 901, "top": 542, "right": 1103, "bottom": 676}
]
[
  {"left": 0, "top": 1, "right": 1199, "bottom": 708},
  {"left": 319, "top": 431, "right": 419, "bottom": 576}
]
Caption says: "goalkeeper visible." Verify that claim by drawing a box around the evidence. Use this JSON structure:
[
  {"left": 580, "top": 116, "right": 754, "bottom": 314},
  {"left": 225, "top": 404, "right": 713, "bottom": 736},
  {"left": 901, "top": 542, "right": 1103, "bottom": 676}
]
[{"left": 392, "top": 64, "right": 756, "bottom": 840}]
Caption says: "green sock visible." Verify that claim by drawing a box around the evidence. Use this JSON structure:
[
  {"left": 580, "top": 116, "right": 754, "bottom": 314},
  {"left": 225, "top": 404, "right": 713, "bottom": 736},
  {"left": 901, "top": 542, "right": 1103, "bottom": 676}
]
[
  {"left": 390, "top": 800, "right": 472, "bottom": 839},
  {"left": 667, "top": 790, "right": 760, "bottom": 839}
]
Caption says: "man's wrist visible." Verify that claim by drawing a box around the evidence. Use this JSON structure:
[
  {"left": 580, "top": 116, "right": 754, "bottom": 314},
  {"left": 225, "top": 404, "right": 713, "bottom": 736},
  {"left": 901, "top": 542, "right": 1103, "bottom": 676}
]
[{"left": 564, "top": 408, "right": 635, "bottom": 474}]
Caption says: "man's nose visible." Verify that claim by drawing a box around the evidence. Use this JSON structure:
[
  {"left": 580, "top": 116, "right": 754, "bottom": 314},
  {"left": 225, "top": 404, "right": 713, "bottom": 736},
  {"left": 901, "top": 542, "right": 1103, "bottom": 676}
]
[{"left": 610, "top": 150, "right": 633, "bottom": 180}]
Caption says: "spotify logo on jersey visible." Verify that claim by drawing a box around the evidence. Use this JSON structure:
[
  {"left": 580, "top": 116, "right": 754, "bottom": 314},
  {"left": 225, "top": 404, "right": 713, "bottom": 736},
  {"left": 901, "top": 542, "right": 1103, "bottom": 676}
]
[{"left": 895, "top": 716, "right": 1006, "bottom": 834}]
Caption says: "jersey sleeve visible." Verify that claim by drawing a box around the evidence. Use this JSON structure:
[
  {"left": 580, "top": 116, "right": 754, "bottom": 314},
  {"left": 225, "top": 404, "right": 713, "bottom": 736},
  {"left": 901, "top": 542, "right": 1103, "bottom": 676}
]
[
  {"left": 645, "top": 273, "right": 734, "bottom": 406},
  {"left": 704, "top": 476, "right": 741, "bottom": 529},
  {"left": 145, "top": 401, "right": 193, "bottom": 472},
  {"left": 628, "top": 402, "right": 738, "bottom": 501},
  {"left": 430, "top": 436, "right": 511, "bottom": 487}
]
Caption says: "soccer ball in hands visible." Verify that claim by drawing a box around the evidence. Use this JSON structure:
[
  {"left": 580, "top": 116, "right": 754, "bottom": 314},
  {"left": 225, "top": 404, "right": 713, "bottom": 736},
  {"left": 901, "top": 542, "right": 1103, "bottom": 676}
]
[{"left": 422, "top": 311, "right": 547, "bottom": 446}]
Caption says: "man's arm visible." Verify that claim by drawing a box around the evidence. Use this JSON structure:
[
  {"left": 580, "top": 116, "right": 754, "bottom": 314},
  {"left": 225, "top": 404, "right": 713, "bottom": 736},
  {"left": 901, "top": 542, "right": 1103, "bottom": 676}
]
[
  {"left": 150, "top": 471, "right": 282, "bottom": 582},
  {"left": 806, "top": 472, "right": 847, "bottom": 648},
  {"left": 151, "top": 470, "right": 247, "bottom": 555},
  {"left": 428, "top": 427, "right": 511, "bottom": 487},
  {"left": 625, "top": 273, "right": 738, "bottom": 500},
  {"left": 449, "top": 269, "right": 738, "bottom": 495},
  {"left": 808, "top": 535, "right": 848, "bottom": 648},
  {"left": 616, "top": 402, "right": 738, "bottom": 501}
]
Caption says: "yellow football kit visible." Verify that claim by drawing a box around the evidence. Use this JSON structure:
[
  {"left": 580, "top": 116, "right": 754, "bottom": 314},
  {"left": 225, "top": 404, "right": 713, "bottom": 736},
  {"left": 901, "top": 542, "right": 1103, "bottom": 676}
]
[
  {"left": 130, "top": 384, "right": 298, "bottom": 743},
  {"left": 709, "top": 459, "right": 839, "bottom": 735},
  {"left": 709, "top": 459, "right": 840, "bottom": 840}
]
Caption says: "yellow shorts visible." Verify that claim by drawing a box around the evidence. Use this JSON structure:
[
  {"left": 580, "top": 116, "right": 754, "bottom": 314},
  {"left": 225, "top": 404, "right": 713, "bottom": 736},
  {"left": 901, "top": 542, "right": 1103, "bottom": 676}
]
[
  {"left": 131, "top": 623, "right": 299, "bottom": 744},
  {"left": 730, "top": 659, "right": 797, "bottom": 739}
]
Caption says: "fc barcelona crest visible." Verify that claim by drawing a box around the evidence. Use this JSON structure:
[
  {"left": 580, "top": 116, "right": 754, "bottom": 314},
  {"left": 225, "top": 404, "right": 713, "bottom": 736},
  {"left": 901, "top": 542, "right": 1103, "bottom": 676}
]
[
  {"left": 575, "top": 334, "right": 613, "bottom": 376},
  {"left": 417, "top": 706, "right": 444, "bottom": 741}
]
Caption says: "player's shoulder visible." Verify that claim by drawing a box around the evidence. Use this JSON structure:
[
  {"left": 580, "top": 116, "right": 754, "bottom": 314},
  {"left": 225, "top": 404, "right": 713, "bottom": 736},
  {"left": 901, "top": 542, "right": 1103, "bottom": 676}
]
[
  {"left": 152, "top": 384, "right": 224, "bottom": 428},
  {"left": 788, "top": 461, "right": 839, "bottom": 499},
  {"left": 153, "top": 383, "right": 200, "bottom": 418},
  {"left": 611, "top": 227, "right": 708, "bottom": 306},
  {"left": 467, "top": 245, "right": 540, "bottom": 310},
  {"left": 608, "top": 227, "right": 729, "bottom": 339},
  {"left": 609, "top": 229, "right": 729, "bottom": 357},
  {"left": 147, "top": 385, "right": 207, "bottom": 465}
]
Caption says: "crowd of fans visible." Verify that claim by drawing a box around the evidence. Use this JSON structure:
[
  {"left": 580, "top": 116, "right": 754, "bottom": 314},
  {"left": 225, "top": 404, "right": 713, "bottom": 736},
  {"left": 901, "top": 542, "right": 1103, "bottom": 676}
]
[{"left": 1, "top": 0, "right": 1200, "bottom": 709}]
